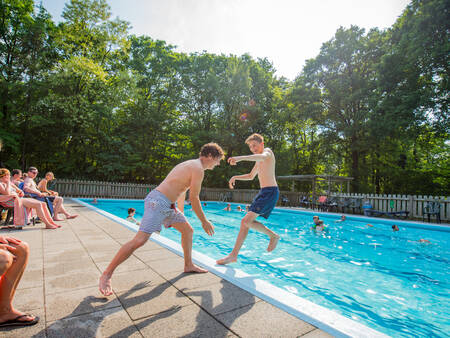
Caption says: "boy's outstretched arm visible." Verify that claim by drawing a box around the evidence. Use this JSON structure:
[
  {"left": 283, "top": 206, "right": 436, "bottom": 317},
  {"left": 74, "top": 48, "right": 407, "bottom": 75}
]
[
  {"left": 228, "top": 150, "right": 271, "bottom": 164},
  {"left": 229, "top": 164, "right": 258, "bottom": 189},
  {"left": 189, "top": 169, "right": 214, "bottom": 236}
]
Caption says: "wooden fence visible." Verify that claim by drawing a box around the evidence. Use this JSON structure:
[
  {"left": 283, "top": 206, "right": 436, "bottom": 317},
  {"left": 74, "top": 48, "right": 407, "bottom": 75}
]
[
  {"left": 53, "top": 179, "right": 155, "bottom": 199},
  {"left": 53, "top": 179, "right": 449, "bottom": 222}
]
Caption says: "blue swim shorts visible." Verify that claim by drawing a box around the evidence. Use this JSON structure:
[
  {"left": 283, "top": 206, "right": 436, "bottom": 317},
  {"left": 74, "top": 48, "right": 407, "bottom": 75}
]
[
  {"left": 248, "top": 186, "right": 279, "bottom": 219},
  {"left": 139, "top": 190, "right": 187, "bottom": 234}
]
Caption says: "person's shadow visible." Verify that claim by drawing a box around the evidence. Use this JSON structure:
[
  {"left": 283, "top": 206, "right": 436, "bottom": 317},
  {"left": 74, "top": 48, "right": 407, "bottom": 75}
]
[
  {"left": 29, "top": 280, "right": 181, "bottom": 337},
  {"left": 173, "top": 269, "right": 257, "bottom": 337},
  {"left": 102, "top": 271, "right": 257, "bottom": 337}
]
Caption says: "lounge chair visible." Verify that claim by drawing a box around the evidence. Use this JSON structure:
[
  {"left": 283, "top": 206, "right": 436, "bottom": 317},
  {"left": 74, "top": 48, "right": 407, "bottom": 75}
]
[
  {"left": 18, "top": 182, "right": 55, "bottom": 216},
  {"left": 315, "top": 195, "right": 328, "bottom": 211},
  {"left": 0, "top": 205, "right": 13, "bottom": 226},
  {"left": 281, "top": 195, "right": 290, "bottom": 206},
  {"left": 325, "top": 197, "right": 338, "bottom": 212},
  {"left": 338, "top": 198, "right": 352, "bottom": 213},
  {"left": 349, "top": 198, "right": 362, "bottom": 214},
  {"left": 363, "top": 203, "right": 409, "bottom": 219},
  {"left": 299, "top": 196, "right": 312, "bottom": 208},
  {"left": 423, "top": 201, "right": 441, "bottom": 223}
]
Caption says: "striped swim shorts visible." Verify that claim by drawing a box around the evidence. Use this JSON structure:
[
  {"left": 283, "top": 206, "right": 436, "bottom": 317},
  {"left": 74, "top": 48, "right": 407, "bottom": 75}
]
[{"left": 139, "top": 189, "right": 187, "bottom": 234}]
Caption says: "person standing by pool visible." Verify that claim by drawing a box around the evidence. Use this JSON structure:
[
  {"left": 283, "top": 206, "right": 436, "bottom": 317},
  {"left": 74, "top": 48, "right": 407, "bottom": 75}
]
[
  {"left": 217, "top": 133, "right": 280, "bottom": 265},
  {"left": 99, "top": 143, "right": 224, "bottom": 296}
]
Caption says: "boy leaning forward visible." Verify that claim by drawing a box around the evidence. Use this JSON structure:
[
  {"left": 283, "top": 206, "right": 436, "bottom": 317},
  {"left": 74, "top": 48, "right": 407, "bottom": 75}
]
[{"left": 99, "top": 143, "right": 224, "bottom": 296}]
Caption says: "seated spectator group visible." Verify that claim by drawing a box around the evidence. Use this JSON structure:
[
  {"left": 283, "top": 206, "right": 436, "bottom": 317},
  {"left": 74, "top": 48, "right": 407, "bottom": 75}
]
[{"left": 0, "top": 167, "right": 77, "bottom": 230}]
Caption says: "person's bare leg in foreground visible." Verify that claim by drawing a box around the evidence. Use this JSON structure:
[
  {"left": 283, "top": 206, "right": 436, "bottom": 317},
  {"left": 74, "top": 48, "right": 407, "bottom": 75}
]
[{"left": 0, "top": 237, "right": 39, "bottom": 326}]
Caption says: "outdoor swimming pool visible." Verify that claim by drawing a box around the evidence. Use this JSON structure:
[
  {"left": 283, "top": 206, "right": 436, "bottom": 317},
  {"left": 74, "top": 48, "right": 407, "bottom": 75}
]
[{"left": 80, "top": 199, "right": 449, "bottom": 337}]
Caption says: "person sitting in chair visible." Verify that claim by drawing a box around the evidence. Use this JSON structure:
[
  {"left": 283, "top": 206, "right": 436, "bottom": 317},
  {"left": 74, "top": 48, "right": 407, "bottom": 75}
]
[
  {"left": 0, "top": 169, "right": 60, "bottom": 229},
  {"left": 10, "top": 169, "right": 23, "bottom": 186},
  {"left": 37, "top": 172, "right": 59, "bottom": 196},
  {"left": 23, "top": 167, "right": 77, "bottom": 221}
]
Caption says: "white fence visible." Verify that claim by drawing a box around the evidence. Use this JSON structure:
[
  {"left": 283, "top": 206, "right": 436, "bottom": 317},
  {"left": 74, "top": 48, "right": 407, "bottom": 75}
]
[{"left": 53, "top": 179, "right": 449, "bottom": 222}]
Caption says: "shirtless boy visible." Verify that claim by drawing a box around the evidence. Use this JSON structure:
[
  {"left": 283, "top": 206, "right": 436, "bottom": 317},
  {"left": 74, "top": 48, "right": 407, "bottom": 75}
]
[
  {"left": 99, "top": 143, "right": 224, "bottom": 296},
  {"left": 217, "top": 133, "right": 280, "bottom": 265}
]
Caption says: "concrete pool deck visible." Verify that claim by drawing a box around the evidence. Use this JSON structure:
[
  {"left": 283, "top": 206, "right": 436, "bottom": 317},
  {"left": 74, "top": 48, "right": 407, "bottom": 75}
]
[{"left": 0, "top": 199, "right": 332, "bottom": 338}]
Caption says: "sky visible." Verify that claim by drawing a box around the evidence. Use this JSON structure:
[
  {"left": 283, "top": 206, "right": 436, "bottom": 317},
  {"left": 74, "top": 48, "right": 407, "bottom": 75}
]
[{"left": 40, "top": 0, "right": 411, "bottom": 80}]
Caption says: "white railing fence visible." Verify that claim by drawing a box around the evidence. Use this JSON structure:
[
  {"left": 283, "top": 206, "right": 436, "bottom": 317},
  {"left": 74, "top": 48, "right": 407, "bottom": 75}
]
[{"left": 53, "top": 179, "right": 449, "bottom": 222}]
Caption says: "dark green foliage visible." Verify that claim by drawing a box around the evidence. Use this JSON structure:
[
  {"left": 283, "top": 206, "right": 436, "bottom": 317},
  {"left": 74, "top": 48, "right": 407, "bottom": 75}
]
[{"left": 0, "top": 0, "right": 447, "bottom": 195}]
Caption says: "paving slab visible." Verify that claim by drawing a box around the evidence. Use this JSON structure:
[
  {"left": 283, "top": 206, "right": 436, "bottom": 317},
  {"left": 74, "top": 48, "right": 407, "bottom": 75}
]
[
  {"left": 12, "top": 286, "right": 44, "bottom": 312},
  {"left": 17, "top": 264, "right": 44, "bottom": 290},
  {"left": 145, "top": 256, "right": 186, "bottom": 275},
  {"left": 118, "top": 239, "right": 162, "bottom": 252},
  {"left": 45, "top": 286, "right": 121, "bottom": 321},
  {"left": 165, "top": 270, "right": 223, "bottom": 291},
  {"left": 183, "top": 279, "right": 260, "bottom": 316},
  {"left": 109, "top": 269, "right": 165, "bottom": 293},
  {"left": 135, "top": 303, "right": 236, "bottom": 338},
  {"left": 44, "top": 261, "right": 99, "bottom": 280},
  {"left": 45, "top": 267, "right": 101, "bottom": 295},
  {"left": 133, "top": 247, "right": 180, "bottom": 262},
  {"left": 95, "top": 257, "right": 148, "bottom": 274},
  {"left": 47, "top": 308, "right": 142, "bottom": 338},
  {"left": 215, "top": 300, "right": 316, "bottom": 337},
  {"left": 117, "top": 282, "right": 194, "bottom": 320},
  {"left": 45, "top": 249, "right": 91, "bottom": 263}
]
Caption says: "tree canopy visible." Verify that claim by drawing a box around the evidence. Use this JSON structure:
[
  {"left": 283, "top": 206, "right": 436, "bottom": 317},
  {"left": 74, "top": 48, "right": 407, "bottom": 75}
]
[{"left": 0, "top": 0, "right": 448, "bottom": 195}]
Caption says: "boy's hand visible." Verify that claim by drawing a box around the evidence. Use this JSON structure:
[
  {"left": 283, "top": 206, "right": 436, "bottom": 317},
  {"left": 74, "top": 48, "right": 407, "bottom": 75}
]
[
  {"left": 201, "top": 220, "right": 215, "bottom": 236},
  {"left": 228, "top": 177, "right": 236, "bottom": 189},
  {"left": 227, "top": 157, "right": 237, "bottom": 165}
]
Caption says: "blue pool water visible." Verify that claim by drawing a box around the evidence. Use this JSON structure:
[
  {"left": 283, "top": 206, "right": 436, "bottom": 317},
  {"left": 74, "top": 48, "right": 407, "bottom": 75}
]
[{"left": 82, "top": 199, "right": 450, "bottom": 337}]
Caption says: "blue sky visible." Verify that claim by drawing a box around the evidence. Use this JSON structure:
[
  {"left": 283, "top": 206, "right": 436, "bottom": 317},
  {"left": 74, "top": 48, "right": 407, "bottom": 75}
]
[{"left": 40, "top": 0, "right": 410, "bottom": 79}]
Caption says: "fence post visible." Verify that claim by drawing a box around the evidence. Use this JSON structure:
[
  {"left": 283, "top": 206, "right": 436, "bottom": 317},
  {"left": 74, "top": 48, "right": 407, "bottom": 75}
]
[{"left": 409, "top": 195, "right": 414, "bottom": 218}]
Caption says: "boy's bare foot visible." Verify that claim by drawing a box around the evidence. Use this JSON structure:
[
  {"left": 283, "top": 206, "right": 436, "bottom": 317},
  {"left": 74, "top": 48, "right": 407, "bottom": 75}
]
[
  {"left": 184, "top": 264, "right": 208, "bottom": 273},
  {"left": 99, "top": 273, "right": 113, "bottom": 296},
  {"left": 45, "top": 224, "right": 59, "bottom": 229},
  {"left": 66, "top": 214, "right": 78, "bottom": 219},
  {"left": 216, "top": 255, "right": 237, "bottom": 265},
  {"left": 267, "top": 235, "right": 279, "bottom": 252}
]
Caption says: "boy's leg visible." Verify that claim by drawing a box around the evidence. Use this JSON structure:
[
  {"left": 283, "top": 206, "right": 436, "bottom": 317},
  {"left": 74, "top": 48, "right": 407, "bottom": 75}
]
[
  {"left": 99, "top": 231, "right": 150, "bottom": 296},
  {"left": 170, "top": 222, "right": 207, "bottom": 273},
  {"left": 243, "top": 212, "right": 279, "bottom": 252},
  {"left": 217, "top": 211, "right": 279, "bottom": 265}
]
